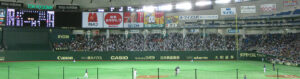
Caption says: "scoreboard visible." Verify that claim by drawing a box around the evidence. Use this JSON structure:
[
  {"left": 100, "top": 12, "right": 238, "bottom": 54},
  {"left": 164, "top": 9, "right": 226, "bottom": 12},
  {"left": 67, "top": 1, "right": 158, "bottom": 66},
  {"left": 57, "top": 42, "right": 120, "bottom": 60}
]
[{"left": 6, "top": 9, "right": 54, "bottom": 27}]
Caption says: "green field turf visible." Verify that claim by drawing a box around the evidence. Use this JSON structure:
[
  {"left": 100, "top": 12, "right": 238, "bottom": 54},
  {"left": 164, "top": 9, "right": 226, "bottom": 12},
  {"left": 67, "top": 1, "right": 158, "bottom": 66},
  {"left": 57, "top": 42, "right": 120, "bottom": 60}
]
[{"left": 0, "top": 60, "right": 299, "bottom": 79}]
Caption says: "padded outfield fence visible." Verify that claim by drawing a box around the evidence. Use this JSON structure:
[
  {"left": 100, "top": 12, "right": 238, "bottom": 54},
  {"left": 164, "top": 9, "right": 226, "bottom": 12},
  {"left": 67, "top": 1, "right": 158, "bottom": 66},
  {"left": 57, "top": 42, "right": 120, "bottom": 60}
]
[{"left": 0, "top": 51, "right": 263, "bottom": 61}]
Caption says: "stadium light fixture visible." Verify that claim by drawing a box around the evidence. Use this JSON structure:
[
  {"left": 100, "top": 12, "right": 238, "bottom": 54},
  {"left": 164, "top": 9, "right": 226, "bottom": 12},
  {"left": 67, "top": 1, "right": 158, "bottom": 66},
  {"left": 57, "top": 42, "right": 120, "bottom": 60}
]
[
  {"left": 143, "top": 6, "right": 157, "bottom": 12},
  {"left": 98, "top": 9, "right": 104, "bottom": 12},
  {"left": 196, "top": 1, "right": 212, "bottom": 6},
  {"left": 127, "top": 6, "right": 135, "bottom": 12},
  {"left": 176, "top": 2, "right": 192, "bottom": 10},
  {"left": 158, "top": 4, "right": 173, "bottom": 11},
  {"left": 119, "top": 7, "right": 123, "bottom": 12},
  {"left": 215, "top": 0, "right": 231, "bottom": 4}
]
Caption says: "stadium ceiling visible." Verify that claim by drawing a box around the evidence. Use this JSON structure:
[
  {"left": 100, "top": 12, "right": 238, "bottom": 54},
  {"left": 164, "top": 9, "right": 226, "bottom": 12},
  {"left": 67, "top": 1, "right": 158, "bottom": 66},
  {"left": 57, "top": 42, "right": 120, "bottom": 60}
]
[{"left": 0, "top": 0, "right": 201, "bottom": 9}]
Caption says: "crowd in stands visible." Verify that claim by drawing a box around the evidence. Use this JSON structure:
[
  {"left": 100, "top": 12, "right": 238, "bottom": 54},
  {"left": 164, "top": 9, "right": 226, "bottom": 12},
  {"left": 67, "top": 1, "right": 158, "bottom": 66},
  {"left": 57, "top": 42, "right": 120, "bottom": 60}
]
[
  {"left": 53, "top": 33, "right": 239, "bottom": 51},
  {"left": 243, "top": 33, "right": 300, "bottom": 64},
  {"left": 52, "top": 33, "right": 300, "bottom": 64}
]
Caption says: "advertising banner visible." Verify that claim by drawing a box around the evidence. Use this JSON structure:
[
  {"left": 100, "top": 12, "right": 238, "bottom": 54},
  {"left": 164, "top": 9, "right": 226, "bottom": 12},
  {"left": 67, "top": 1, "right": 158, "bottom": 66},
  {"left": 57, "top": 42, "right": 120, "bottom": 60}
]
[
  {"left": 82, "top": 12, "right": 104, "bottom": 28},
  {"left": 221, "top": 8, "right": 236, "bottom": 15},
  {"left": 179, "top": 15, "right": 218, "bottom": 20},
  {"left": 104, "top": 12, "right": 123, "bottom": 28},
  {"left": 144, "top": 12, "right": 164, "bottom": 28},
  {"left": 284, "top": 0, "right": 297, "bottom": 6},
  {"left": 123, "top": 12, "right": 144, "bottom": 28},
  {"left": 241, "top": 6, "right": 256, "bottom": 13},
  {"left": 261, "top": 4, "right": 276, "bottom": 12},
  {"left": 0, "top": 9, "right": 5, "bottom": 26},
  {"left": 165, "top": 16, "right": 179, "bottom": 28}
]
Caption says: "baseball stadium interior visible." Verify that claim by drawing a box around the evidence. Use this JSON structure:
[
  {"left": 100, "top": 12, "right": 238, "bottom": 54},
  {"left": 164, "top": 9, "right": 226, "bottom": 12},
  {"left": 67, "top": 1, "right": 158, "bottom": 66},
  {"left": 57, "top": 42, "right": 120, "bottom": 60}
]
[{"left": 0, "top": 0, "right": 300, "bottom": 79}]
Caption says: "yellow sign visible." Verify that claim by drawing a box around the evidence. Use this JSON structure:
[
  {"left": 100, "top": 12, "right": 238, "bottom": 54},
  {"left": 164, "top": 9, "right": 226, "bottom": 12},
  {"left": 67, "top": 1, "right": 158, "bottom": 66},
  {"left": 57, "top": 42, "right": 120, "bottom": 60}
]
[
  {"left": 0, "top": 57, "right": 5, "bottom": 61},
  {"left": 58, "top": 35, "right": 70, "bottom": 39},
  {"left": 193, "top": 56, "right": 208, "bottom": 60},
  {"left": 240, "top": 53, "right": 257, "bottom": 57}
]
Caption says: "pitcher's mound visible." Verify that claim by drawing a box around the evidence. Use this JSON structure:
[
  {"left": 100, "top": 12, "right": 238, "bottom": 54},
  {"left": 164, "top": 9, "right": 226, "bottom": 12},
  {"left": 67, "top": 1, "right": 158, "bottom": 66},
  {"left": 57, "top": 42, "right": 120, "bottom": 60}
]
[
  {"left": 266, "top": 75, "right": 300, "bottom": 78},
  {"left": 137, "top": 75, "right": 168, "bottom": 78}
]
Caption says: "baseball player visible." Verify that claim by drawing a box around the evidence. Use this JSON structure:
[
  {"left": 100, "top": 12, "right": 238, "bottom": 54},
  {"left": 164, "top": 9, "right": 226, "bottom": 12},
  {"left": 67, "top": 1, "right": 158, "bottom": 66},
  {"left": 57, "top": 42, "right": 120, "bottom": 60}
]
[
  {"left": 272, "top": 63, "right": 275, "bottom": 71},
  {"left": 133, "top": 69, "right": 137, "bottom": 79},
  {"left": 264, "top": 64, "right": 266, "bottom": 73},
  {"left": 84, "top": 69, "right": 88, "bottom": 79},
  {"left": 175, "top": 66, "right": 180, "bottom": 76}
]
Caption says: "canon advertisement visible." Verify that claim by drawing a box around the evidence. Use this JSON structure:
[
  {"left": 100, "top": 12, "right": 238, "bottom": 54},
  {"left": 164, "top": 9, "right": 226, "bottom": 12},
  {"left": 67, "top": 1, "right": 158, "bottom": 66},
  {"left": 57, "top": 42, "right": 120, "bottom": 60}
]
[
  {"left": 82, "top": 12, "right": 104, "bottom": 28},
  {"left": 104, "top": 12, "right": 123, "bottom": 28}
]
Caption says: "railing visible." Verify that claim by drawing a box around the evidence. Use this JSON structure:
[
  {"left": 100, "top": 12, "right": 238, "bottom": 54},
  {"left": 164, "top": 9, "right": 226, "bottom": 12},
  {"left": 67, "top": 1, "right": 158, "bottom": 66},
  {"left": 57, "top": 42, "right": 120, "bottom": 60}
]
[{"left": 0, "top": 65, "right": 298, "bottom": 79}]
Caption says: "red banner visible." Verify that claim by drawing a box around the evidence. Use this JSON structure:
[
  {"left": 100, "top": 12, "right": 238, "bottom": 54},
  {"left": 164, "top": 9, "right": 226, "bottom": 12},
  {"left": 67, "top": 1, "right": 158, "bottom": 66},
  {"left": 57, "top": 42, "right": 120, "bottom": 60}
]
[{"left": 104, "top": 12, "right": 123, "bottom": 28}]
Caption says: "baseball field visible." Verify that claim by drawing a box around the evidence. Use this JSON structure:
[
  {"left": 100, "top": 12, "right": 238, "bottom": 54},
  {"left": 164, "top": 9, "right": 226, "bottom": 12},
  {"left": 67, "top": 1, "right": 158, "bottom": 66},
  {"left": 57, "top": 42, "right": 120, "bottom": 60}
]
[{"left": 0, "top": 60, "right": 299, "bottom": 79}]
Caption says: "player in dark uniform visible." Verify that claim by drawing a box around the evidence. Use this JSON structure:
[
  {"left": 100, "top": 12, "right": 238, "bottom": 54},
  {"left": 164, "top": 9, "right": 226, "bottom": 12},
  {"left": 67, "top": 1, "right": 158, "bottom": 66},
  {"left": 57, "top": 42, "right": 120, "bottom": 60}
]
[
  {"left": 175, "top": 66, "right": 180, "bottom": 76},
  {"left": 272, "top": 63, "right": 275, "bottom": 71}
]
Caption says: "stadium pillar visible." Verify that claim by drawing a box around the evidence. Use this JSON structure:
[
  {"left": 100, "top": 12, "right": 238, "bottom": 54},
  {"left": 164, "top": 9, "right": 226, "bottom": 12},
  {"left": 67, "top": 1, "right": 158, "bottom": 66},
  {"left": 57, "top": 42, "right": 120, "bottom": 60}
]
[
  {"left": 8, "top": 66, "right": 9, "bottom": 79},
  {"left": 158, "top": 68, "right": 160, "bottom": 79},
  {"left": 235, "top": 11, "right": 239, "bottom": 61},
  {"left": 195, "top": 69, "right": 197, "bottom": 79}
]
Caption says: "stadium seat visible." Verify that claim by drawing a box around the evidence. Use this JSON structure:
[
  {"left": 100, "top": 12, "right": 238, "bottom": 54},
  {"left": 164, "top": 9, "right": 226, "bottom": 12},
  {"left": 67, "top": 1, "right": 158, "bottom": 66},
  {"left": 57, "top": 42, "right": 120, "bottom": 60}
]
[
  {"left": 246, "top": 22, "right": 252, "bottom": 25},
  {"left": 293, "top": 9, "right": 300, "bottom": 15},
  {"left": 253, "top": 22, "right": 258, "bottom": 24},
  {"left": 276, "top": 11, "right": 292, "bottom": 16}
]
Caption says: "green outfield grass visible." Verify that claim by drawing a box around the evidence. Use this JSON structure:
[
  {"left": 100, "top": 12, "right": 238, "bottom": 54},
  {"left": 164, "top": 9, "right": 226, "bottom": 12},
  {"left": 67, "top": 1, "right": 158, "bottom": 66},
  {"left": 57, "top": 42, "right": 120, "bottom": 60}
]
[{"left": 0, "top": 60, "right": 299, "bottom": 79}]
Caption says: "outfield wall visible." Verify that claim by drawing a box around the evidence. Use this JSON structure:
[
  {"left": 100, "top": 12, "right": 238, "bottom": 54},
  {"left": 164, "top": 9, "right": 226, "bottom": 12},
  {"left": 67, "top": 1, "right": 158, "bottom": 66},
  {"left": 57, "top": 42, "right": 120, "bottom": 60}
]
[{"left": 0, "top": 51, "right": 263, "bottom": 61}]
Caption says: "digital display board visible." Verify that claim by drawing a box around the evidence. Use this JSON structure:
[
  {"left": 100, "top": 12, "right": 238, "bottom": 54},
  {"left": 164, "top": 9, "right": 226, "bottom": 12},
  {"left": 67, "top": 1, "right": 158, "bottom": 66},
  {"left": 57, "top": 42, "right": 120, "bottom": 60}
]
[
  {"left": 0, "top": 9, "right": 5, "bottom": 26},
  {"left": 6, "top": 9, "right": 55, "bottom": 27}
]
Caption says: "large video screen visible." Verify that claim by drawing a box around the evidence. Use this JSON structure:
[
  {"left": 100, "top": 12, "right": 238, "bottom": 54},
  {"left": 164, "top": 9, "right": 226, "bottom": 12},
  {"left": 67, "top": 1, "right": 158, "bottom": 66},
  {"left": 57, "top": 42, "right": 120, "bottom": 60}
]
[
  {"left": 6, "top": 9, "right": 55, "bottom": 27},
  {"left": 55, "top": 12, "right": 82, "bottom": 28}
]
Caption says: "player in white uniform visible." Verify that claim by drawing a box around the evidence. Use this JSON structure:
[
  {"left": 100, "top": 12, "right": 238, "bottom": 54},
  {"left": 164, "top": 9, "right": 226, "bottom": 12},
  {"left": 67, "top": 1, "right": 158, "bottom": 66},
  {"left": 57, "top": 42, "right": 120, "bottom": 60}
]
[
  {"left": 175, "top": 66, "right": 180, "bottom": 76},
  {"left": 84, "top": 69, "right": 88, "bottom": 79},
  {"left": 264, "top": 64, "right": 266, "bottom": 73},
  {"left": 133, "top": 69, "right": 137, "bottom": 79}
]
